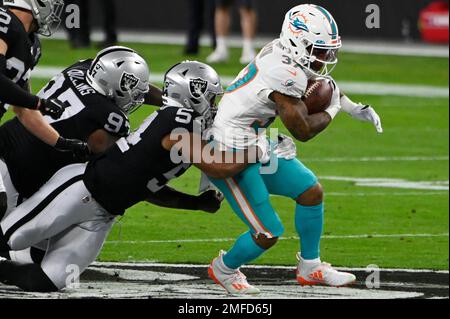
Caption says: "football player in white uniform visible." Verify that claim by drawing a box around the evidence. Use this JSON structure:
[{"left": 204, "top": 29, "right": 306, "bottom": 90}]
[{"left": 206, "top": 4, "right": 383, "bottom": 295}]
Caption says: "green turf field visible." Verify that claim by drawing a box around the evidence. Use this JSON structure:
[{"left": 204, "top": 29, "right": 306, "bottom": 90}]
[{"left": 3, "top": 40, "right": 449, "bottom": 270}]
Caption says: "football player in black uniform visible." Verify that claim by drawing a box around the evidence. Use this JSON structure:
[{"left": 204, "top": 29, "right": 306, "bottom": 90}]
[
  {"left": 0, "top": 61, "right": 261, "bottom": 292},
  {"left": 0, "top": 0, "right": 91, "bottom": 212},
  {"left": 0, "top": 46, "right": 152, "bottom": 218},
  {"left": 0, "top": 46, "right": 152, "bottom": 268}
]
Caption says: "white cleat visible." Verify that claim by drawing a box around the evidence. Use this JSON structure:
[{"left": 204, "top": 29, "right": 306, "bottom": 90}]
[
  {"left": 296, "top": 253, "right": 356, "bottom": 287},
  {"left": 208, "top": 251, "right": 260, "bottom": 295},
  {"left": 239, "top": 50, "right": 256, "bottom": 65},
  {"left": 0, "top": 256, "right": 6, "bottom": 262},
  {"left": 206, "top": 49, "right": 229, "bottom": 64}
]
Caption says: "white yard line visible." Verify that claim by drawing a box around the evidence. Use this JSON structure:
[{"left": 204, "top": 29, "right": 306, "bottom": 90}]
[
  {"left": 91, "top": 261, "right": 449, "bottom": 274},
  {"left": 319, "top": 176, "right": 449, "bottom": 191},
  {"left": 336, "top": 81, "right": 449, "bottom": 98},
  {"left": 32, "top": 67, "right": 449, "bottom": 98},
  {"left": 105, "top": 233, "right": 449, "bottom": 245},
  {"left": 302, "top": 156, "right": 449, "bottom": 162},
  {"left": 325, "top": 192, "right": 447, "bottom": 196},
  {"left": 50, "top": 31, "right": 450, "bottom": 58}
]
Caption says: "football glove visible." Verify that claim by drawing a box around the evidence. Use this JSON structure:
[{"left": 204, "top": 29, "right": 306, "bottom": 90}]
[
  {"left": 256, "top": 137, "right": 271, "bottom": 164},
  {"left": 273, "top": 134, "right": 297, "bottom": 160},
  {"left": 38, "top": 98, "right": 66, "bottom": 120},
  {"left": 349, "top": 104, "right": 383, "bottom": 133},
  {"left": 55, "top": 137, "right": 91, "bottom": 162},
  {"left": 197, "top": 190, "right": 224, "bottom": 214}
]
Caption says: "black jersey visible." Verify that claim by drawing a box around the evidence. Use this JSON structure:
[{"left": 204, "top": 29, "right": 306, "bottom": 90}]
[
  {"left": 0, "top": 7, "right": 41, "bottom": 111},
  {"left": 0, "top": 59, "right": 130, "bottom": 198},
  {"left": 83, "top": 106, "right": 203, "bottom": 215}
]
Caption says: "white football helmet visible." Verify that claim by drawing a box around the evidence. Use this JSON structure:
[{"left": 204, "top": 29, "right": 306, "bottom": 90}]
[
  {"left": 86, "top": 46, "right": 150, "bottom": 114},
  {"left": 280, "top": 4, "right": 342, "bottom": 77},
  {"left": 3, "top": 0, "right": 65, "bottom": 36}
]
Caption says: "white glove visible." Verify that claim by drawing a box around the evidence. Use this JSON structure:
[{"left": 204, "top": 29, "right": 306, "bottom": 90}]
[
  {"left": 349, "top": 104, "right": 383, "bottom": 133},
  {"left": 324, "top": 78, "right": 342, "bottom": 120},
  {"left": 341, "top": 95, "right": 383, "bottom": 133},
  {"left": 273, "top": 134, "right": 297, "bottom": 160},
  {"left": 256, "top": 137, "right": 271, "bottom": 164}
]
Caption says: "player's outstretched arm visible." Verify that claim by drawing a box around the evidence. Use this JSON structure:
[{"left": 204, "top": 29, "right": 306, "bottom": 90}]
[
  {"left": 13, "top": 107, "right": 90, "bottom": 161},
  {"left": 147, "top": 186, "right": 223, "bottom": 214},
  {"left": 144, "top": 84, "right": 163, "bottom": 107},
  {"left": 271, "top": 91, "right": 334, "bottom": 142},
  {"left": 340, "top": 92, "right": 383, "bottom": 133},
  {"left": 13, "top": 107, "right": 60, "bottom": 146},
  {"left": 163, "top": 132, "right": 260, "bottom": 179}
]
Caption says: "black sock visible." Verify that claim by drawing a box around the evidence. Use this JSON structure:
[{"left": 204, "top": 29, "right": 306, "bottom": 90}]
[
  {"left": 0, "top": 227, "right": 10, "bottom": 251},
  {"left": 0, "top": 192, "right": 7, "bottom": 221},
  {"left": 0, "top": 261, "right": 58, "bottom": 292},
  {"left": 0, "top": 250, "right": 10, "bottom": 259},
  {"left": 30, "top": 247, "right": 46, "bottom": 264}
]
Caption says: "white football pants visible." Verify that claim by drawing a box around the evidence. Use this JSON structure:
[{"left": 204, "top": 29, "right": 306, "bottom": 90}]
[{"left": 0, "top": 163, "right": 115, "bottom": 289}]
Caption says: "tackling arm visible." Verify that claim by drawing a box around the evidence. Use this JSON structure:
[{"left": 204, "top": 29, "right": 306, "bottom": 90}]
[
  {"left": 12, "top": 106, "right": 60, "bottom": 146},
  {"left": 144, "top": 83, "right": 163, "bottom": 107},
  {"left": 162, "top": 132, "right": 260, "bottom": 179},
  {"left": 271, "top": 91, "right": 333, "bottom": 142},
  {"left": 146, "top": 186, "right": 222, "bottom": 214}
]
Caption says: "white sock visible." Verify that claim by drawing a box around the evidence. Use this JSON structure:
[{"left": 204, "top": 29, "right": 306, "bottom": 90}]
[
  {"left": 217, "top": 254, "right": 236, "bottom": 274},
  {"left": 216, "top": 36, "right": 228, "bottom": 53},
  {"left": 301, "top": 255, "right": 321, "bottom": 266}
]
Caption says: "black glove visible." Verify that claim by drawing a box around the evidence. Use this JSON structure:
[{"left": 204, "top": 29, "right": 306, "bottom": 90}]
[
  {"left": 38, "top": 98, "right": 66, "bottom": 120},
  {"left": 197, "top": 190, "right": 224, "bottom": 214},
  {"left": 55, "top": 137, "right": 91, "bottom": 162}
]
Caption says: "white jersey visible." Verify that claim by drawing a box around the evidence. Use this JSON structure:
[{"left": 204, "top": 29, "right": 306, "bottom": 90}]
[{"left": 210, "top": 39, "right": 309, "bottom": 150}]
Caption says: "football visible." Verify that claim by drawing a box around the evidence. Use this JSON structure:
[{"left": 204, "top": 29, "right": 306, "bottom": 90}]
[{"left": 302, "top": 78, "right": 334, "bottom": 114}]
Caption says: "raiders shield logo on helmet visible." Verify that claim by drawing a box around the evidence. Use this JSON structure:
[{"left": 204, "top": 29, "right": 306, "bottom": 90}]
[
  {"left": 120, "top": 72, "right": 140, "bottom": 91},
  {"left": 189, "top": 78, "right": 208, "bottom": 98}
]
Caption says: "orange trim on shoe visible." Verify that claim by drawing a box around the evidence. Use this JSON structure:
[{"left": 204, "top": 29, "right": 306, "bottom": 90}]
[
  {"left": 208, "top": 263, "right": 228, "bottom": 292},
  {"left": 297, "top": 276, "right": 322, "bottom": 286}
]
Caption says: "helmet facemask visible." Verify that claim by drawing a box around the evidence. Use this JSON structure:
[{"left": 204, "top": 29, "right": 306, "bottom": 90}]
[
  {"left": 30, "top": 0, "right": 65, "bottom": 36},
  {"left": 294, "top": 37, "right": 341, "bottom": 77},
  {"left": 194, "top": 89, "right": 223, "bottom": 129},
  {"left": 115, "top": 84, "right": 149, "bottom": 114}
]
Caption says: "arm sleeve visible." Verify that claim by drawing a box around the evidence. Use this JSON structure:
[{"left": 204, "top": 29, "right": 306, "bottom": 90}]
[
  {"left": 0, "top": 55, "right": 40, "bottom": 109},
  {"left": 259, "top": 66, "right": 308, "bottom": 100}
]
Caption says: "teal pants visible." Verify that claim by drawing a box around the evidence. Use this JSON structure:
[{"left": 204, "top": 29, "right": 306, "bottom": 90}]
[{"left": 210, "top": 158, "right": 318, "bottom": 239}]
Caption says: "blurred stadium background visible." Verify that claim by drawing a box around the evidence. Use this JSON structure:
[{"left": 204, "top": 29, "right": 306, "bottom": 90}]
[{"left": 1, "top": 0, "right": 448, "bottom": 271}]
